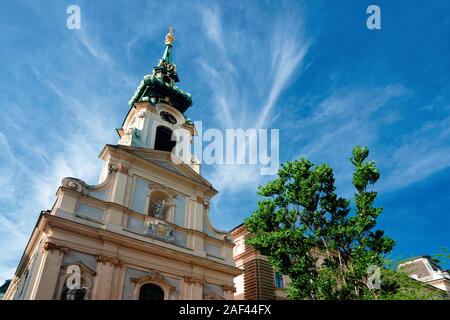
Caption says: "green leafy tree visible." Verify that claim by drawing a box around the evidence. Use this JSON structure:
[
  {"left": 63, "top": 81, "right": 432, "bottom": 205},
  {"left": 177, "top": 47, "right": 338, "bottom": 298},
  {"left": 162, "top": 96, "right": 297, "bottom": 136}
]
[
  {"left": 376, "top": 257, "right": 449, "bottom": 300},
  {"left": 245, "top": 146, "right": 395, "bottom": 299}
]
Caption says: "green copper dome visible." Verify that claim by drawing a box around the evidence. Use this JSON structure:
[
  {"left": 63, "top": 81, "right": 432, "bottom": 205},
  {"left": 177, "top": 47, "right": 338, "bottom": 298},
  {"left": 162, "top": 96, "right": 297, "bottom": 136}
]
[{"left": 129, "top": 27, "right": 193, "bottom": 114}]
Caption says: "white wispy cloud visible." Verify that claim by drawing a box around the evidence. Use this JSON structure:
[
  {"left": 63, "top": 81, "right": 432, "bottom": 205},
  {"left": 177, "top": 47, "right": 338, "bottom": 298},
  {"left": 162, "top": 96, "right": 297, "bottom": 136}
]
[
  {"left": 380, "top": 116, "right": 450, "bottom": 191},
  {"left": 200, "top": 6, "right": 225, "bottom": 51},
  {"left": 257, "top": 18, "right": 311, "bottom": 128},
  {"left": 197, "top": 4, "right": 310, "bottom": 196},
  {"left": 290, "top": 84, "right": 450, "bottom": 197},
  {"left": 0, "top": 26, "right": 131, "bottom": 284},
  {"left": 290, "top": 85, "right": 408, "bottom": 196},
  {"left": 0, "top": 133, "right": 20, "bottom": 202}
]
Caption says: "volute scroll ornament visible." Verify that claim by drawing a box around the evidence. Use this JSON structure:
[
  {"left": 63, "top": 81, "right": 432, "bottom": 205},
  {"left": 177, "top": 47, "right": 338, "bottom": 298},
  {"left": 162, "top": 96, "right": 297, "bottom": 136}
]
[{"left": 62, "top": 177, "right": 89, "bottom": 195}]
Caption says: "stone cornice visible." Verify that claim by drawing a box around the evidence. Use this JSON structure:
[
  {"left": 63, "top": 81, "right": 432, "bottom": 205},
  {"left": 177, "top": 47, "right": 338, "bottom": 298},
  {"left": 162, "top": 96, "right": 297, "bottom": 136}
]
[
  {"left": 44, "top": 214, "right": 242, "bottom": 277},
  {"left": 58, "top": 186, "right": 234, "bottom": 248}
]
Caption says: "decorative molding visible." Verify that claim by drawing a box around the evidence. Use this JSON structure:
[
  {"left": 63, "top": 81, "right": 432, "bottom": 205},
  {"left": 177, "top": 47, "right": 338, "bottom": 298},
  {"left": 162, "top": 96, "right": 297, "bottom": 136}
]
[
  {"left": 223, "top": 284, "right": 236, "bottom": 293},
  {"left": 108, "top": 163, "right": 129, "bottom": 175},
  {"left": 45, "top": 217, "right": 241, "bottom": 276},
  {"left": 144, "top": 220, "right": 175, "bottom": 243},
  {"left": 147, "top": 182, "right": 177, "bottom": 196},
  {"left": 137, "top": 109, "right": 146, "bottom": 118},
  {"left": 44, "top": 241, "right": 68, "bottom": 254},
  {"left": 183, "top": 276, "right": 204, "bottom": 286},
  {"left": 131, "top": 271, "right": 176, "bottom": 294},
  {"left": 96, "top": 254, "right": 121, "bottom": 266},
  {"left": 195, "top": 196, "right": 204, "bottom": 204},
  {"left": 203, "top": 293, "right": 225, "bottom": 300},
  {"left": 131, "top": 271, "right": 163, "bottom": 284}
]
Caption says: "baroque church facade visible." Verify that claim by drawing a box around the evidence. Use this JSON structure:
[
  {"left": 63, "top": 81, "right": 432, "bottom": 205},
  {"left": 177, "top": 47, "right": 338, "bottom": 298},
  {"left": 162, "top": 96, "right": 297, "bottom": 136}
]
[{"left": 3, "top": 29, "right": 241, "bottom": 300}]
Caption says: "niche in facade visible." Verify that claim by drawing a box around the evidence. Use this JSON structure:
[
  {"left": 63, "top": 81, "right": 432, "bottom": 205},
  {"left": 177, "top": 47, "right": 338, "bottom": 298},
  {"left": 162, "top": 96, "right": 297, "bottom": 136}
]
[{"left": 149, "top": 191, "right": 172, "bottom": 220}]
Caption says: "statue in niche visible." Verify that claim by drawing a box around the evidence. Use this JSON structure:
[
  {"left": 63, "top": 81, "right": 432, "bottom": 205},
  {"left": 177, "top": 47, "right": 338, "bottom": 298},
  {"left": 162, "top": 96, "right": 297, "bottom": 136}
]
[
  {"left": 61, "top": 286, "right": 86, "bottom": 300},
  {"left": 151, "top": 199, "right": 169, "bottom": 219}
]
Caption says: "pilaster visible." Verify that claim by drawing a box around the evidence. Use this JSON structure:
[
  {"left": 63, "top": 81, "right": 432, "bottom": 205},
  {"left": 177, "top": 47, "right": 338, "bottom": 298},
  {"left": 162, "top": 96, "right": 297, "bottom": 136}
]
[
  {"left": 181, "top": 276, "right": 204, "bottom": 300},
  {"left": 30, "top": 242, "right": 67, "bottom": 300},
  {"left": 91, "top": 254, "right": 122, "bottom": 300}
]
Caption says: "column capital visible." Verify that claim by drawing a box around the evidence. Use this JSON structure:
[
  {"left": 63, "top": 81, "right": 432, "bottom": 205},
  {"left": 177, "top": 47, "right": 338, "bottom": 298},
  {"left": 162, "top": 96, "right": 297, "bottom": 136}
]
[
  {"left": 43, "top": 241, "right": 68, "bottom": 254},
  {"left": 96, "top": 254, "right": 122, "bottom": 266},
  {"left": 183, "top": 276, "right": 204, "bottom": 287},
  {"left": 108, "top": 163, "right": 129, "bottom": 175}
]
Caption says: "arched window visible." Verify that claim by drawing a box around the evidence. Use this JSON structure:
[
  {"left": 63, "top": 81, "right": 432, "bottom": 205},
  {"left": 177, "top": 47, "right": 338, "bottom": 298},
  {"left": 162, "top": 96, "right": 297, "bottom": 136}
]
[
  {"left": 139, "top": 283, "right": 164, "bottom": 300},
  {"left": 154, "top": 126, "right": 176, "bottom": 152}
]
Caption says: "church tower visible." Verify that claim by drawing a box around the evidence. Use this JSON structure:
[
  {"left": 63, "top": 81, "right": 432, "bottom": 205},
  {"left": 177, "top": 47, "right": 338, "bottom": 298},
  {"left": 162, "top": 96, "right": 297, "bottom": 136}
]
[{"left": 3, "top": 28, "right": 240, "bottom": 300}]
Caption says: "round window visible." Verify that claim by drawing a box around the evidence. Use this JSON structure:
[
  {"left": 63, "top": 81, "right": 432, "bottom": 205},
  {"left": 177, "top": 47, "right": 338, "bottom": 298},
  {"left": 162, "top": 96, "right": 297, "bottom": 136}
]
[{"left": 160, "top": 111, "right": 177, "bottom": 124}]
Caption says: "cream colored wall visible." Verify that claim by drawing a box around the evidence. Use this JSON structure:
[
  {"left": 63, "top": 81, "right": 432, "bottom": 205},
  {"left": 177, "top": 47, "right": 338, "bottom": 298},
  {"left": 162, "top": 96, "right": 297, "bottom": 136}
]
[
  {"left": 5, "top": 101, "right": 240, "bottom": 300},
  {"left": 4, "top": 142, "right": 239, "bottom": 300},
  {"left": 5, "top": 212, "right": 239, "bottom": 300},
  {"left": 53, "top": 187, "right": 234, "bottom": 267},
  {"left": 117, "top": 102, "right": 198, "bottom": 172},
  {"left": 231, "top": 226, "right": 290, "bottom": 300}
]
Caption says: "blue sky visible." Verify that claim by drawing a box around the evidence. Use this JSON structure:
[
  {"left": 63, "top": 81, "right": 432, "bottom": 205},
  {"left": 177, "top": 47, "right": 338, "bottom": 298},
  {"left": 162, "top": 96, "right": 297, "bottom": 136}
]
[{"left": 0, "top": 0, "right": 449, "bottom": 283}]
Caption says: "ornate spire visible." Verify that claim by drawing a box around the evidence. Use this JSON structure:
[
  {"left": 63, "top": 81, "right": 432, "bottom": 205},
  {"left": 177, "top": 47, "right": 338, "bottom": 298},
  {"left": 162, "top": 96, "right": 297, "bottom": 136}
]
[
  {"left": 161, "top": 26, "right": 175, "bottom": 64},
  {"left": 128, "top": 27, "right": 193, "bottom": 113}
]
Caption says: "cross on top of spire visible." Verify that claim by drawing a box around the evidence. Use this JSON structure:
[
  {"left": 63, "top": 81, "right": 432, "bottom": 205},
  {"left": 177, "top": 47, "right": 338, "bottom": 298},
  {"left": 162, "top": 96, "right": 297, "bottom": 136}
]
[{"left": 165, "top": 26, "right": 175, "bottom": 45}]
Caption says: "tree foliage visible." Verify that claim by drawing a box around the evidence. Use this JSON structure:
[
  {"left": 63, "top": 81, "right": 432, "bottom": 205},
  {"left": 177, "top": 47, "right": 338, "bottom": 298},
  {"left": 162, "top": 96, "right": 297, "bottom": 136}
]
[{"left": 245, "top": 146, "right": 396, "bottom": 299}]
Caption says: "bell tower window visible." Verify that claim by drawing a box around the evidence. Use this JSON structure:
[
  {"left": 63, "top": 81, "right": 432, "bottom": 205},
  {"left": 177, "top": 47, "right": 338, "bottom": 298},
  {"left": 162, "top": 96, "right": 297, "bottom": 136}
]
[{"left": 154, "top": 126, "right": 176, "bottom": 152}]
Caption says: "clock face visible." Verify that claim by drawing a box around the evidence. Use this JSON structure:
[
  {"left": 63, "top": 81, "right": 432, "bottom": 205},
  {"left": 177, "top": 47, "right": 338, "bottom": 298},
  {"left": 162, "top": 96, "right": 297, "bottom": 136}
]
[{"left": 160, "top": 111, "right": 177, "bottom": 124}]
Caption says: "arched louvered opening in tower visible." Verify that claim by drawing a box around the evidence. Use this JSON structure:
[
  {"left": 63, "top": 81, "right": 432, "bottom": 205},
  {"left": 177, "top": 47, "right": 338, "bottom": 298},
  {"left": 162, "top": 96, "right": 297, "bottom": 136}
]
[{"left": 154, "top": 126, "right": 176, "bottom": 152}]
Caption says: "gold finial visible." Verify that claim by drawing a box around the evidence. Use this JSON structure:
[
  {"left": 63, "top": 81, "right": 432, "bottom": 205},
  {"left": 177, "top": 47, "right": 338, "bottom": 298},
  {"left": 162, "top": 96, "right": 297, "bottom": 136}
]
[{"left": 165, "top": 26, "right": 175, "bottom": 45}]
